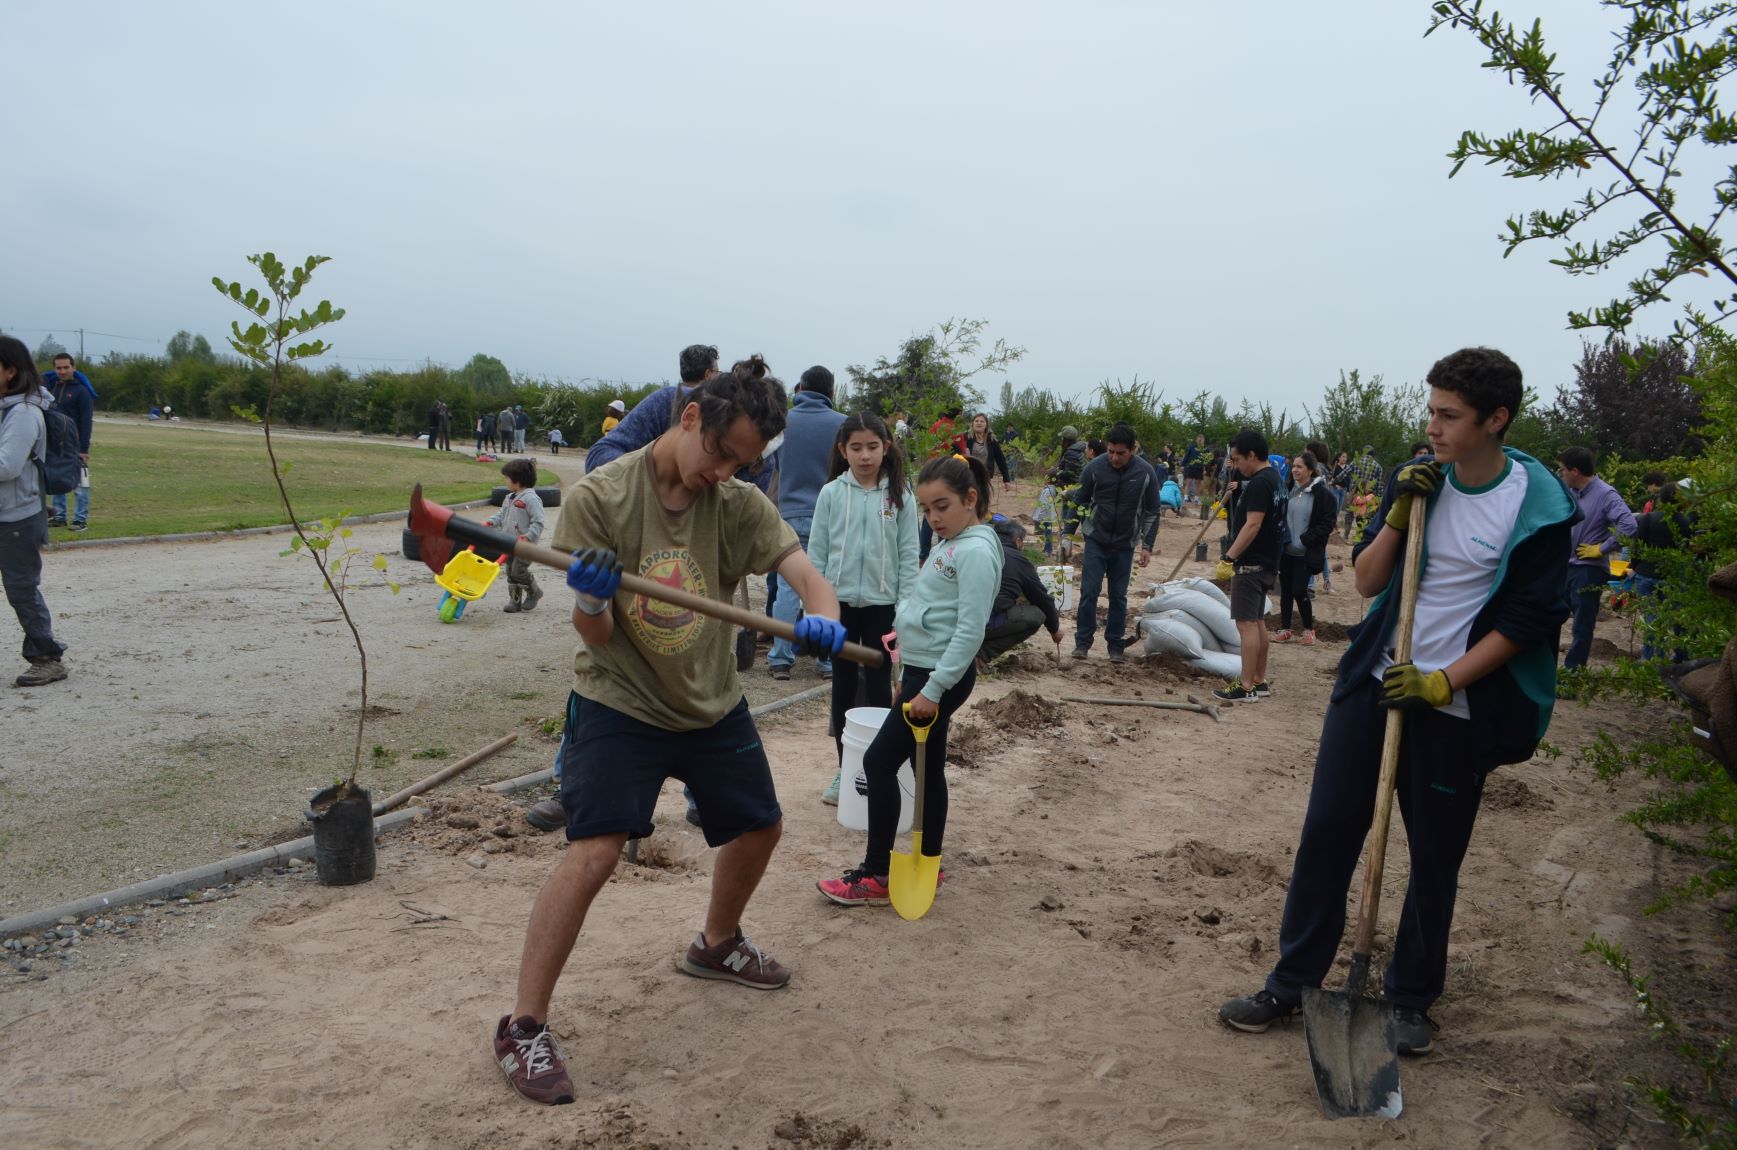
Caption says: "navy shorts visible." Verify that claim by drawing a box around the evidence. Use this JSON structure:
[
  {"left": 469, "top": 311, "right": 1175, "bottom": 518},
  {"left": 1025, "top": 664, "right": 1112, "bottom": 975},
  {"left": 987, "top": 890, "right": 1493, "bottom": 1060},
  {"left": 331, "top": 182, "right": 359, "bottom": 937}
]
[{"left": 558, "top": 693, "right": 782, "bottom": 848}]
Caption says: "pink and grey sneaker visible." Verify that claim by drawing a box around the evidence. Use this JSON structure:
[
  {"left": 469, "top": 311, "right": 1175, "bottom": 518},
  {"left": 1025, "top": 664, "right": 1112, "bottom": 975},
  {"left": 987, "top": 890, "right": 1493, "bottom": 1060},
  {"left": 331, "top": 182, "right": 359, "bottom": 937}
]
[
  {"left": 678, "top": 928, "right": 790, "bottom": 990},
  {"left": 493, "top": 1015, "right": 575, "bottom": 1105},
  {"left": 817, "top": 867, "right": 890, "bottom": 906}
]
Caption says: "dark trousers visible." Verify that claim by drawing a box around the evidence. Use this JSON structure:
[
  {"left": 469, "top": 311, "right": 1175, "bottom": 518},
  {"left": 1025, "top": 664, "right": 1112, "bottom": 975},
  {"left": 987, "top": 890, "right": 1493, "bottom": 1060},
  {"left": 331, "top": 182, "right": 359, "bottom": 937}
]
[
  {"left": 1265, "top": 677, "right": 1487, "bottom": 1011},
  {"left": 1563, "top": 563, "right": 1605, "bottom": 669},
  {"left": 862, "top": 664, "right": 976, "bottom": 875},
  {"left": 0, "top": 511, "right": 64, "bottom": 663},
  {"left": 830, "top": 602, "right": 897, "bottom": 763},
  {"left": 1278, "top": 552, "right": 1313, "bottom": 631},
  {"left": 1075, "top": 537, "right": 1133, "bottom": 653},
  {"left": 506, "top": 556, "right": 537, "bottom": 600},
  {"left": 980, "top": 604, "right": 1046, "bottom": 663}
]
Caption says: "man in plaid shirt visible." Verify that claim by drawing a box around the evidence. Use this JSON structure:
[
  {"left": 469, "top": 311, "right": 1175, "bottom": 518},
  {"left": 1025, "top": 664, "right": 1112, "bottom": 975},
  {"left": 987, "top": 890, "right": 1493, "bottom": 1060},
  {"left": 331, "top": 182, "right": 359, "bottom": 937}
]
[{"left": 1347, "top": 445, "right": 1383, "bottom": 494}]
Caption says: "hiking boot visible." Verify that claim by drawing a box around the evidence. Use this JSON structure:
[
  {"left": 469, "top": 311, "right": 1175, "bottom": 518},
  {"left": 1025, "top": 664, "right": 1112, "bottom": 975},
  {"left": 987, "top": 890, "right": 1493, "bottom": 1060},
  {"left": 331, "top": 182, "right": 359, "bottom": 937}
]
[
  {"left": 1218, "top": 990, "right": 1300, "bottom": 1033},
  {"left": 503, "top": 598, "right": 522, "bottom": 613},
  {"left": 68, "top": 521, "right": 88, "bottom": 533},
  {"left": 1252, "top": 681, "right": 1272, "bottom": 697},
  {"left": 821, "top": 769, "right": 841, "bottom": 806},
  {"left": 770, "top": 665, "right": 791, "bottom": 681},
  {"left": 1107, "top": 649, "right": 1127, "bottom": 664},
  {"left": 1213, "top": 680, "right": 1257, "bottom": 703},
  {"left": 14, "top": 659, "right": 68, "bottom": 688},
  {"left": 492, "top": 1015, "right": 575, "bottom": 1105},
  {"left": 1272, "top": 629, "right": 1293, "bottom": 643},
  {"left": 521, "top": 584, "right": 545, "bottom": 612},
  {"left": 678, "top": 928, "right": 789, "bottom": 989},
  {"left": 1071, "top": 647, "right": 1089, "bottom": 660},
  {"left": 817, "top": 867, "right": 890, "bottom": 906},
  {"left": 1298, "top": 630, "right": 1317, "bottom": 646},
  {"left": 524, "top": 798, "right": 565, "bottom": 832},
  {"left": 1393, "top": 1007, "right": 1438, "bottom": 1056}
]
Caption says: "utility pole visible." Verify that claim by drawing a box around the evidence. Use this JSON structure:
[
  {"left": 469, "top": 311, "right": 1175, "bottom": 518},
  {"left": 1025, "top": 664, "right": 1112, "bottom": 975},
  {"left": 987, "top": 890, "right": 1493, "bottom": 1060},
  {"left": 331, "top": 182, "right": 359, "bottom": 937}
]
[{"left": 78, "top": 328, "right": 84, "bottom": 359}]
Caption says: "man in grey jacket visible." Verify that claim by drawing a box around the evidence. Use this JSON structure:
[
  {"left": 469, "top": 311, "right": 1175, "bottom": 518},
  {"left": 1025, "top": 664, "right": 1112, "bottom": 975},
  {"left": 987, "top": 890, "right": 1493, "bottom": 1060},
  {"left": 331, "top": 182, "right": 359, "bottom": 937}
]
[
  {"left": 768, "top": 366, "right": 845, "bottom": 679},
  {"left": 1557, "top": 446, "right": 1637, "bottom": 670},
  {"left": 1071, "top": 423, "right": 1159, "bottom": 663}
]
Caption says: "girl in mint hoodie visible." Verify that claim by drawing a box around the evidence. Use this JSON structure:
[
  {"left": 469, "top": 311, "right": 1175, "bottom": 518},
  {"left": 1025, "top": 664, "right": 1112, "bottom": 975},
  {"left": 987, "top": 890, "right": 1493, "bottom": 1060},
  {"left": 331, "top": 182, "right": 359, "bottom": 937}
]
[
  {"left": 819, "top": 454, "right": 1003, "bottom": 906},
  {"left": 808, "top": 413, "right": 921, "bottom": 804}
]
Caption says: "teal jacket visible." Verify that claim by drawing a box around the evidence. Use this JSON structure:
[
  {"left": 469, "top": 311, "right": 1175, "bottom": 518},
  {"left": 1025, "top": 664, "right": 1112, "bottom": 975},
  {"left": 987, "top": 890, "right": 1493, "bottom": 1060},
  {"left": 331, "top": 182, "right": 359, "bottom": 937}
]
[
  {"left": 1341, "top": 448, "right": 1579, "bottom": 766},
  {"left": 895, "top": 522, "right": 1004, "bottom": 703},
  {"left": 807, "top": 473, "right": 920, "bottom": 608}
]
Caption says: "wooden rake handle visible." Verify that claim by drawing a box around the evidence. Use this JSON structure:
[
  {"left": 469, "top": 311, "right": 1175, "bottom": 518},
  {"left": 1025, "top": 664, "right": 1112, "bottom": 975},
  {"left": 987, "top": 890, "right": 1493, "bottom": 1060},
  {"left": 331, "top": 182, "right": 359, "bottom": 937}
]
[{"left": 1164, "top": 501, "right": 1224, "bottom": 582}]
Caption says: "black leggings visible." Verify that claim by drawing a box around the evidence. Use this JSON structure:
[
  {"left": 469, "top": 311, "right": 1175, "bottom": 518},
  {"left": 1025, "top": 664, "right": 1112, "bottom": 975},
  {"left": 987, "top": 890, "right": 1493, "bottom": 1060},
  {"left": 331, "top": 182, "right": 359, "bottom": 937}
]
[
  {"left": 862, "top": 663, "right": 977, "bottom": 875},
  {"left": 1278, "top": 551, "right": 1313, "bottom": 631},
  {"left": 831, "top": 603, "right": 898, "bottom": 763}
]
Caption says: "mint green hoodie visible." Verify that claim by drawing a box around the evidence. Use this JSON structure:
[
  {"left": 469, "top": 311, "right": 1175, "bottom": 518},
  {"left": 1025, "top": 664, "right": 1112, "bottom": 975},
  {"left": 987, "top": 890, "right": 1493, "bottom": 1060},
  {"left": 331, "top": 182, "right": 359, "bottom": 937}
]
[
  {"left": 807, "top": 473, "right": 920, "bottom": 608},
  {"left": 895, "top": 522, "right": 1004, "bottom": 703}
]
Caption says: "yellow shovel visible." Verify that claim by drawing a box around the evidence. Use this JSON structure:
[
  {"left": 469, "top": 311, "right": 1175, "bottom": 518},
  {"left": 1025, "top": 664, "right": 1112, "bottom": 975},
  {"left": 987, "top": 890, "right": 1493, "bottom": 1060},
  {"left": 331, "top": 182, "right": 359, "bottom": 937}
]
[{"left": 888, "top": 702, "right": 940, "bottom": 921}]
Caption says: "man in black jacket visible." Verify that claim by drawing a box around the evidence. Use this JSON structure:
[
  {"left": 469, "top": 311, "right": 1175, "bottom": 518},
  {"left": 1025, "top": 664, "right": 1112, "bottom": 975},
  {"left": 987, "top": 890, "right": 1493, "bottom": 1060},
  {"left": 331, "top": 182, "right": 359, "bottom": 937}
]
[
  {"left": 1071, "top": 424, "right": 1159, "bottom": 663},
  {"left": 978, "top": 519, "right": 1061, "bottom": 666}
]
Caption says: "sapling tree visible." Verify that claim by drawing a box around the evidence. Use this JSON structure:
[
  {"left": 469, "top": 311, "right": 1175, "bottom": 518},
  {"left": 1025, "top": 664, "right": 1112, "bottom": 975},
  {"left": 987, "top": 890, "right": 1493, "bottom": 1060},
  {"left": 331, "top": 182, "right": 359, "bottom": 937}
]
[{"left": 213, "top": 253, "right": 396, "bottom": 791}]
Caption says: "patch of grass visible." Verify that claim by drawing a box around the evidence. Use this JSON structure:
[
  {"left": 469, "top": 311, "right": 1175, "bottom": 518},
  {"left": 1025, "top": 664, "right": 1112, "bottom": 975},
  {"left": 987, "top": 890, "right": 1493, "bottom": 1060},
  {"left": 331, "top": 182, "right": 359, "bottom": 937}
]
[
  {"left": 508, "top": 690, "right": 543, "bottom": 701},
  {"left": 410, "top": 747, "right": 450, "bottom": 760},
  {"left": 539, "top": 715, "right": 565, "bottom": 738},
  {"left": 47, "top": 421, "right": 561, "bottom": 541}
]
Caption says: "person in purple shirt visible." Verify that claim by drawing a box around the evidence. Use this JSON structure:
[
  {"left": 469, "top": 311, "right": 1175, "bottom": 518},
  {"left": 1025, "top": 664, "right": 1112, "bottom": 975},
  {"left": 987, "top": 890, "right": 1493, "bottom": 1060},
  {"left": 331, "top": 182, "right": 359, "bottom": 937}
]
[{"left": 1556, "top": 446, "right": 1637, "bottom": 670}]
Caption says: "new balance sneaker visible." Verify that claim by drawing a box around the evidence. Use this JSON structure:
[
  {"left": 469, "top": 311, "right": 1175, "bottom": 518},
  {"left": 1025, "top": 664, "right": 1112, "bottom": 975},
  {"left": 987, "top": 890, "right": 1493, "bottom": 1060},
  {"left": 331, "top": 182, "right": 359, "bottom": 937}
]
[
  {"left": 1218, "top": 990, "right": 1300, "bottom": 1033},
  {"left": 821, "top": 769, "right": 841, "bottom": 806},
  {"left": 14, "top": 659, "right": 68, "bottom": 688},
  {"left": 817, "top": 867, "right": 889, "bottom": 906},
  {"left": 492, "top": 1015, "right": 575, "bottom": 1105},
  {"left": 1212, "top": 680, "right": 1258, "bottom": 703},
  {"left": 678, "top": 928, "right": 789, "bottom": 989},
  {"left": 1393, "top": 1007, "right": 1439, "bottom": 1056}
]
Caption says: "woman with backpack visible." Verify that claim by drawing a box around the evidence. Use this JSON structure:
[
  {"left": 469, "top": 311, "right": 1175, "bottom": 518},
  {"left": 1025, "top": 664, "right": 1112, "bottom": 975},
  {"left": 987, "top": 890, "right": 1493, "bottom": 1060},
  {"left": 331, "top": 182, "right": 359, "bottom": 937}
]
[{"left": 0, "top": 336, "right": 68, "bottom": 687}]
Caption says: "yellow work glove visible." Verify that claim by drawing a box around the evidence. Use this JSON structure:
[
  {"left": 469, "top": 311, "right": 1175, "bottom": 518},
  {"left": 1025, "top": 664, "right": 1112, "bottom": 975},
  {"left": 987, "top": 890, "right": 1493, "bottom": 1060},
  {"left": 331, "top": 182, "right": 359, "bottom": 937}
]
[
  {"left": 1576, "top": 543, "right": 1605, "bottom": 560},
  {"left": 1385, "top": 461, "right": 1444, "bottom": 531},
  {"left": 1215, "top": 560, "right": 1236, "bottom": 582},
  {"left": 1379, "top": 662, "right": 1454, "bottom": 711}
]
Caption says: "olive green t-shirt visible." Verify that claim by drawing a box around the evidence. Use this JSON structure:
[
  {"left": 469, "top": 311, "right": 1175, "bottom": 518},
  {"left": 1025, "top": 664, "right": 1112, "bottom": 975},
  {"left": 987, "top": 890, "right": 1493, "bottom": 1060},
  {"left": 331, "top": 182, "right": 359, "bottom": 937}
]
[{"left": 553, "top": 445, "right": 798, "bottom": 731}]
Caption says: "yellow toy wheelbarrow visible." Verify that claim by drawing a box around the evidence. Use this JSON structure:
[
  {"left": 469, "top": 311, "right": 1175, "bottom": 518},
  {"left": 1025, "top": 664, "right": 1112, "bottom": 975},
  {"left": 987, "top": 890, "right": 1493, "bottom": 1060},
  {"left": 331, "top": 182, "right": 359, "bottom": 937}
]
[{"left": 434, "top": 545, "right": 508, "bottom": 623}]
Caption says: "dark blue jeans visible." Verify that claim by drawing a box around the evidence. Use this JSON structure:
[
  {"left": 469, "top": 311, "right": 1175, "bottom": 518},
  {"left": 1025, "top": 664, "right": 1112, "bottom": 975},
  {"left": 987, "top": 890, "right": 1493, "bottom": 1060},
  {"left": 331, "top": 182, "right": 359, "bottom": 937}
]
[
  {"left": 1265, "top": 677, "right": 1488, "bottom": 1011},
  {"left": 1563, "top": 563, "right": 1605, "bottom": 669},
  {"left": 1075, "top": 538, "right": 1133, "bottom": 654}
]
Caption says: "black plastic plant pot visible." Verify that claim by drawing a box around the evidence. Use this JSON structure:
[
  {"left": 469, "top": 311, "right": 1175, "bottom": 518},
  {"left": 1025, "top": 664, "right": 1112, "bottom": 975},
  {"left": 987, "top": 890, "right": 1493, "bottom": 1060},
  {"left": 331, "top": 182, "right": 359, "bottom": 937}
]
[{"left": 305, "top": 784, "right": 377, "bottom": 886}]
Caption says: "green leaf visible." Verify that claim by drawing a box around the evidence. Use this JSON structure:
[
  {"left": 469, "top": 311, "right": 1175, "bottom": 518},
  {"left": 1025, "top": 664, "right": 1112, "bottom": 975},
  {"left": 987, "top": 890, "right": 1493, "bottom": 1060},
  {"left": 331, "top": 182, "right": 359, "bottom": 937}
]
[
  {"left": 387, "top": 582, "right": 401, "bottom": 595},
  {"left": 371, "top": 554, "right": 388, "bottom": 571},
  {"left": 280, "top": 459, "right": 293, "bottom": 475}
]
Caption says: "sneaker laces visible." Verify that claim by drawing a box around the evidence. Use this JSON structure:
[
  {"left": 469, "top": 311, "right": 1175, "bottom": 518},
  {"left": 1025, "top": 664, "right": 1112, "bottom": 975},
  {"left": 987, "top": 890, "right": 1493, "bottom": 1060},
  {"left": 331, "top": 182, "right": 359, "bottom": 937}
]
[{"left": 514, "top": 1027, "right": 561, "bottom": 1077}]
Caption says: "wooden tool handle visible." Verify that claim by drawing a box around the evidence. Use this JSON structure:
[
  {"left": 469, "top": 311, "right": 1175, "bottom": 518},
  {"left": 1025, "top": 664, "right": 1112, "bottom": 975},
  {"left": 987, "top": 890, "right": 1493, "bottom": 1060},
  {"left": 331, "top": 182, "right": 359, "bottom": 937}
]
[
  {"left": 509, "top": 538, "right": 885, "bottom": 668},
  {"left": 1165, "top": 502, "right": 1223, "bottom": 582},
  {"left": 1350, "top": 496, "right": 1428, "bottom": 958}
]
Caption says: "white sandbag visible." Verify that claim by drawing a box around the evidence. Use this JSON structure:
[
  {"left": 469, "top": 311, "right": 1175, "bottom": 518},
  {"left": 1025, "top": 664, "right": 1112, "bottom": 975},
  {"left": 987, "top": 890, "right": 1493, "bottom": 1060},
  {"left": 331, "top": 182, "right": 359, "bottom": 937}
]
[
  {"left": 1187, "top": 649, "right": 1244, "bottom": 679},
  {"left": 1146, "top": 586, "right": 1241, "bottom": 649},
  {"left": 1161, "top": 609, "right": 1223, "bottom": 653},
  {"left": 1141, "top": 615, "right": 1203, "bottom": 660},
  {"left": 1175, "top": 577, "right": 1230, "bottom": 608}
]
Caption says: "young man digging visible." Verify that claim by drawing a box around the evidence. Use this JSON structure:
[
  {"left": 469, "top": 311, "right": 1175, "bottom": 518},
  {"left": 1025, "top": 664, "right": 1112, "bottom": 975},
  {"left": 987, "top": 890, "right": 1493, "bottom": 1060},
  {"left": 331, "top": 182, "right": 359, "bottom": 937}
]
[
  {"left": 494, "top": 357, "right": 847, "bottom": 1105},
  {"left": 1217, "top": 347, "right": 1576, "bottom": 1055}
]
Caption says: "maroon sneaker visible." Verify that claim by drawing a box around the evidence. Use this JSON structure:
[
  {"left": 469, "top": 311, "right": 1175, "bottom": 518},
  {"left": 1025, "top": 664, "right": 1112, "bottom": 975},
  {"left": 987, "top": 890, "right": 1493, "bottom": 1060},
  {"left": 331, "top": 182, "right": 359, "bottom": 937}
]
[
  {"left": 678, "top": 929, "right": 790, "bottom": 989},
  {"left": 492, "top": 1015, "right": 575, "bottom": 1105}
]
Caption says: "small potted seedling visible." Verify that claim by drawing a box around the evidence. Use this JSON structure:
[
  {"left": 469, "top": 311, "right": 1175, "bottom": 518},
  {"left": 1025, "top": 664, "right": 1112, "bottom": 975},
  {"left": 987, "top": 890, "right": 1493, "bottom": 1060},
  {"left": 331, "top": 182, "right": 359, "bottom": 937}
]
[{"left": 214, "top": 254, "right": 398, "bottom": 884}]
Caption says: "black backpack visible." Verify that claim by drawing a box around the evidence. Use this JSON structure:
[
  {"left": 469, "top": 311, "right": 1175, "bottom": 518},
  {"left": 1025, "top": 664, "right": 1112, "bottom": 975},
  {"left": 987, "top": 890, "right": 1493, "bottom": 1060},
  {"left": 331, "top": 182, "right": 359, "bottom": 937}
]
[{"left": 2, "top": 396, "right": 81, "bottom": 495}]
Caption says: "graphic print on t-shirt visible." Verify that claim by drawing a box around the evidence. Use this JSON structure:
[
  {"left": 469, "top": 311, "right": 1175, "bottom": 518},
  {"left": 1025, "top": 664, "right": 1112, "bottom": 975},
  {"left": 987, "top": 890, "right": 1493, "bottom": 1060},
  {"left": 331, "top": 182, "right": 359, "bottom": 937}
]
[{"left": 630, "top": 548, "right": 708, "bottom": 655}]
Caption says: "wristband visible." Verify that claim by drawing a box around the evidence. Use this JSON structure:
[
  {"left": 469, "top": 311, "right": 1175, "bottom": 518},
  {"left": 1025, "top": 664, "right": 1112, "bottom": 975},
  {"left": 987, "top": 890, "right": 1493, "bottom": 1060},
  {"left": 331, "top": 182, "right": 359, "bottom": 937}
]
[{"left": 574, "top": 591, "right": 610, "bottom": 616}]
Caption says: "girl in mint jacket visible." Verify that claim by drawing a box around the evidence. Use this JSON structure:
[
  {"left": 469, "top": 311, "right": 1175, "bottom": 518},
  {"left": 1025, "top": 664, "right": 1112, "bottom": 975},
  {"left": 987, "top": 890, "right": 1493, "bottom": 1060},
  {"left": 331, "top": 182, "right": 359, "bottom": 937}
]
[
  {"left": 808, "top": 413, "right": 921, "bottom": 801},
  {"left": 819, "top": 454, "right": 1003, "bottom": 906}
]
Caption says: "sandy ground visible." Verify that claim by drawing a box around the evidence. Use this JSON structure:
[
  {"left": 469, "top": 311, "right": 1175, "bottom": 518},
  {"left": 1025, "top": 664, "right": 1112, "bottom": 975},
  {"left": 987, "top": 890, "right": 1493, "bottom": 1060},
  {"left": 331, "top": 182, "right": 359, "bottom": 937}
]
[{"left": 2, "top": 480, "right": 1731, "bottom": 1149}]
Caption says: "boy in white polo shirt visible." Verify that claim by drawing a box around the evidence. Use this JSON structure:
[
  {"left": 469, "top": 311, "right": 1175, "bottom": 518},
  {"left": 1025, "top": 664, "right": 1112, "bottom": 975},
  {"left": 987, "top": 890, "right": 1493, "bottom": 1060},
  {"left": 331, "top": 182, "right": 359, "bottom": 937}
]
[{"left": 1218, "top": 347, "right": 1578, "bottom": 1056}]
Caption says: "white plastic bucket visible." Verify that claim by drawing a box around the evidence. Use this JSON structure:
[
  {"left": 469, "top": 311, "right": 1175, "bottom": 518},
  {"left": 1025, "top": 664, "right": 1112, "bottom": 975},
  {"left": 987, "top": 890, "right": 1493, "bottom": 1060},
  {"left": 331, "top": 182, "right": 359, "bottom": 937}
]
[
  {"left": 1036, "top": 565, "right": 1076, "bottom": 611},
  {"left": 836, "top": 706, "right": 915, "bottom": 833}
]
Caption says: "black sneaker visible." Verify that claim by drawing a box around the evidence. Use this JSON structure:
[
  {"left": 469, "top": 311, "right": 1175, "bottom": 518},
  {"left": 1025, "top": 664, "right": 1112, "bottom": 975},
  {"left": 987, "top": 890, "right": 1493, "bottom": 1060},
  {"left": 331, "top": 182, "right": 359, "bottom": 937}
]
[
  {"left": 47, "top": 516, "right": 66, "bottom": 528},
  {"left": 68, "top": 521, "right": 88, "bottom": 533},
  {"left": 1218, "top": 989, "right": 1300, "bottom": 1033},
  {"left": 1107, "top": 650, "right": 1127, "bottom": 664},
  {"left": 1071, "top": 647, "right": 1089, "bottom": 660},
  {"left": 770, "top": 666, "right": 791, "bottom": 681},
  {"left": 1213, "top": 680, "right": 1257, "bottom": 703},
  {"left": 1252, "top": 681, "right": 1272, "bottom": 697},
  {"left": 1393, "top": 1007, "right": 1438, "bottom": 1055}
]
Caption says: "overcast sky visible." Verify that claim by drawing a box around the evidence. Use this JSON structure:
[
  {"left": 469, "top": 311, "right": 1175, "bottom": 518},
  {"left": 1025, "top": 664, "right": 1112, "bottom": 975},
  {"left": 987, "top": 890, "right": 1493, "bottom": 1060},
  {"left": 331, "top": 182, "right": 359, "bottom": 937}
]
[{"left": 0, "top": 1, "right": 1686, "bottom": 414}]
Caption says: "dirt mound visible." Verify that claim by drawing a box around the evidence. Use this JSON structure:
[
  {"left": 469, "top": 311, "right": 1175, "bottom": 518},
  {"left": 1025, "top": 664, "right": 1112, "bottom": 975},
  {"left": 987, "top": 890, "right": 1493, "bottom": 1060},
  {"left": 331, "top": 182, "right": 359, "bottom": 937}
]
[
  {"left": 1308, "top": 620, "right": 1353, "bottom": 642},
  {"left": 990, "top": 648, "right": 1061, "bottom": 676},
  {"left": 1072, "top": 652, "right": 1209, "bottom": 689},
  {"left": 402, "top": 789, "right": 562, "bottom": 859},
  {"left": 946, "top": 720, "right": 989, "bottom": 770},
  {"left": 1483, "top": 772, "right": 1555, "bottom": 812},
  {"left": 970, "top": 689, "right": 1067, "bottom": 734},
  {"left": 772, "top": 1112, "right": 884, "bottom": 1149},
  {"left": 1154, "top": 839, "right": 1286, "bottom": 888},
  {"left": 1588, "top": 636, "right": 1629, "bottom": 663}
]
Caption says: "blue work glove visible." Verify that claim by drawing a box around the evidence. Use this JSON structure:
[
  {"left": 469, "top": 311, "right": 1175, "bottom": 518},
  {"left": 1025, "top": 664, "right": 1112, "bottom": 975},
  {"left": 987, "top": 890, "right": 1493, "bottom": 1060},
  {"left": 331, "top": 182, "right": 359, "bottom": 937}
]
[
  {"left": 792, "top": 615, "right": 846, "bottom": 658},
  {"left": 566, "top": 548, "right": 622, "bottom": 614}
]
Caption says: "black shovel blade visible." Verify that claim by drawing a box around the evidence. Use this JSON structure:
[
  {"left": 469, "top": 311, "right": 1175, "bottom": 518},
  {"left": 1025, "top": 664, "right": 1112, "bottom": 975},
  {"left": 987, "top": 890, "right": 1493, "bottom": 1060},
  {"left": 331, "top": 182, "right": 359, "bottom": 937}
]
[{"left": 1301, "top": 985, "right": 1403, "bottom": 1120}]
